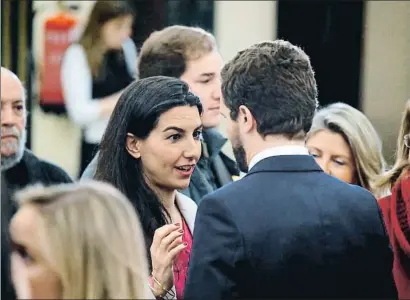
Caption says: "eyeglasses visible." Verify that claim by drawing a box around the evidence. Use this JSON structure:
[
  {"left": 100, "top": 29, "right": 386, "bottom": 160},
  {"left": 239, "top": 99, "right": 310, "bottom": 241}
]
[{"left": 404, "top": 134, "right": 410, "bottom": 148}]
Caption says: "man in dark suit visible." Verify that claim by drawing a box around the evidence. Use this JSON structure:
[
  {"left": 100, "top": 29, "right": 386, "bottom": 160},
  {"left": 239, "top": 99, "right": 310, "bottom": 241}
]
[{"left": 184, "top": 40, "right": 397, "bottom": 299}]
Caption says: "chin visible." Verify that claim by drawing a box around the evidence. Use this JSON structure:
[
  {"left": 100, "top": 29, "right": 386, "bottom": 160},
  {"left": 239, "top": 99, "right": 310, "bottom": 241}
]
[
  {"left": 171, "top": 180, "right": 191, "bottom": 191},
  {"left": 203, "top": 118, "right": 220, "bottom": 129}
]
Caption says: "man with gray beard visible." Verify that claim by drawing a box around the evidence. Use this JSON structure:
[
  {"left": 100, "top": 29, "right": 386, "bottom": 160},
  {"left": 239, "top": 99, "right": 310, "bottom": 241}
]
[{"left": 1, "top": 67, "right": 72, "bottom": 300}]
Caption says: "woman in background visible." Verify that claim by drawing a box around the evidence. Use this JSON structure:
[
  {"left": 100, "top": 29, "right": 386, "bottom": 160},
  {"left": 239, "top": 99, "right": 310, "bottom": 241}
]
[
  {"left": 377, "top": 100, "right": 410, "bottom": 299},
  {"left": 306, "top": 102, "right": 386, "bottom": 197},
  {"left": 9, "top": 181, "right": 150, "bottom": 299},
  {"left": 95, "top": 76, "right": 202, "bottom": 299},
  {"left": 61, "top": 0, "right": 137, "bottom": 177}
]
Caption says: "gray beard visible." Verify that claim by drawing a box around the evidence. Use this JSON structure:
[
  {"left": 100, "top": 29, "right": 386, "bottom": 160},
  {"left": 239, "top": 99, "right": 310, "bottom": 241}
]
[{"left": 1, "top": 129, "right": 26, "bottom": 171}]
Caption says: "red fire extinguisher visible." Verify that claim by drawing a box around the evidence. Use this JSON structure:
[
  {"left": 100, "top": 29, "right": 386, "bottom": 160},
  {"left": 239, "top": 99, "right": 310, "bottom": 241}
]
[{"left": 39, "top": 11, "right": 77, "bottom": 107}]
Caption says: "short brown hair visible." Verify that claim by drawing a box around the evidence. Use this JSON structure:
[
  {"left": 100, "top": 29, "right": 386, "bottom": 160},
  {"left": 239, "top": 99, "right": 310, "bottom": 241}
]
[
  {"left": 221, "top": 40, "right": 318, "bottom": 138},
  {"left": 138, "top": 25, "right": 217, "bottom": 79}
]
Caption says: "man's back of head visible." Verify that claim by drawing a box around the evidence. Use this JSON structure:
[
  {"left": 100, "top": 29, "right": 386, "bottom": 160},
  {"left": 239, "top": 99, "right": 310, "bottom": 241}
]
[
  {"left": 220, "top": 40, "right": 318, "bottom": 171},
  {"left": 222, "top": 40, "right": 318, "bottom": 138},
  {"left": 1, "top": 67, "right": 27, "bottom": 171}
]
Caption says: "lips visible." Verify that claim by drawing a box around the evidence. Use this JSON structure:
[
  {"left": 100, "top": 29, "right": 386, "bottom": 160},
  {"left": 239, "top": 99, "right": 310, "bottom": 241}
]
[
  {"left": 175, "top": 165, "right": 195, "bottom": 171},
  {"left": 1, "top": 135, "right": 17, "bottom": 139},
  {"left": 174, "top": 164, "right": 196, "bottom": 176}
]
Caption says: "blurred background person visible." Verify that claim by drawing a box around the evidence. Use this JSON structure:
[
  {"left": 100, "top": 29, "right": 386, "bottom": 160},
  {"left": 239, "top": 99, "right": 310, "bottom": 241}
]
[
  {"left": 306, "top": 102, "right": 386, "bottom": 197},
  {"left": 378, "top": 100, "right": 410, "bottom": 299},
  {"left": 83, "top": 25, "right": 239, "bottom": 203},
  {"left": 61, "top": 0, "right": 137, "bottom": 177},
  {"left": 94, "top": 76, "right": 201, "bottom": 299},
  {"left": 9, "top": 181, "right": 151, "bottom": 300},
  {"left": 1, "top": 66, "right": 72, "bottom": 300}
]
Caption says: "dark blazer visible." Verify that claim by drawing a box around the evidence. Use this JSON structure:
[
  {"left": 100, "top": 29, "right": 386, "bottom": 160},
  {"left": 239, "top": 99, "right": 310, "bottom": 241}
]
[{"left": 185, "top": 155, "right": 397, "bottom": 299}]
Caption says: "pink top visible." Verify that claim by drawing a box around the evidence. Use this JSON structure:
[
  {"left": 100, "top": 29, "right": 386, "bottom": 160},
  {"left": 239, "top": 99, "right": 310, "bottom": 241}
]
[{"left": 173, "top": 217, "right": 193, "bottom": 299}]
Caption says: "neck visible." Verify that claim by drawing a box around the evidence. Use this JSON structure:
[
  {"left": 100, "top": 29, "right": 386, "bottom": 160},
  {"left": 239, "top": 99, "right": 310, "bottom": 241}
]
[
  {"left": 146, "top": 180, "right": 177, "bottom": 212},
  {"left": 157, "top": 188, "right": 177, "bottom": 212},
  {"left": 246, "top": 135, "right": 305, "bottom": 166}
]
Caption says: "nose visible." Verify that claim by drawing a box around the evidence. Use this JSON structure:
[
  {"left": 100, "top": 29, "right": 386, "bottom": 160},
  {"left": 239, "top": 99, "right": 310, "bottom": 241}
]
[
  {"left": 211, "top": 76, "right": 222, "bottom": 100},
  {"left": 316, "top": 158, "right": 331, "bottom": 175},
  {"left": 183, "top": 137, "right": 201, "bottom": 162},
  {"left": 1, "top": 106, "right": 15, "bottom": 126}
]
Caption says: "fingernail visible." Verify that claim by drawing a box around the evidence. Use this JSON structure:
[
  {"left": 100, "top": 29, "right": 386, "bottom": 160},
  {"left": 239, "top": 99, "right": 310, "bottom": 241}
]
[
  {"left": 175, "top": 223, "right": 180, "bottom": 226},
  {"left": 179, "top": 229, "right": 184, "bottom": 233}
]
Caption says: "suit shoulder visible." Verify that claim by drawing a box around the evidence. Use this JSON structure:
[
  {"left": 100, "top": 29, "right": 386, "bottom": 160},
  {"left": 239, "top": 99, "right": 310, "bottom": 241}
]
[
  {"left": 38, "top": 158, "right": 73, "bottom": 183},
  {"left": 201, "top": 178, "right": 250, "bottom": 206}
]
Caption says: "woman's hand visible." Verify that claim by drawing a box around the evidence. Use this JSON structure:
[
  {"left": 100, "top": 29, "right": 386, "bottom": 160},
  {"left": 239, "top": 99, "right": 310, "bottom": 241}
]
[{"left": 150, "top": 223, "right": 186, "bottom": 296}]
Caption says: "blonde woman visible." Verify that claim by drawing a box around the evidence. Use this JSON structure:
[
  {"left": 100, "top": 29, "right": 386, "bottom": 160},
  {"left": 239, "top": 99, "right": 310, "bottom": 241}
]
[
  {"left": 377, "top": 100, "right": 410, "bottom": 299},
  {"left": 9, "top": 181, "right": 151, "bottom": 299},
  {"left": 306, "top": 102, "right": 386, "bottom": 197},
  {"left": 61, "top": 0, "right": 137, "bottom": 177}
]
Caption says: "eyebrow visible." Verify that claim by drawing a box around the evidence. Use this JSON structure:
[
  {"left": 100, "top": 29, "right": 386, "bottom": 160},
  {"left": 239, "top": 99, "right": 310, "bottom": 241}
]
[
  {"left": 199, "top": 72, "right": 215, "bottom": 78},
  {"left": 1, "top": 99, "right": 24, "bottom": 104},
  {"left": 309, "top": 147, "right": 351, "bottom": 160},
  {"left": 163, "top": 125, "right": 203, "bottom": 133}
]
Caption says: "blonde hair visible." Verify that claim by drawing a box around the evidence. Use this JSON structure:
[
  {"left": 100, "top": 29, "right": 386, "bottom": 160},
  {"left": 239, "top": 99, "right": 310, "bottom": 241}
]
[
  {"left": 377, "top": 100, "right": 410, "bottom": 190},
  {"left": 138, "top": 25, "right": 217, "bottom": 79},
  {"left": 14, "top": 181, "right": 150, "bottom": 299},
  {"left": 79, "top": 1, "right": 133, "bottom": 78},
  {"left": 307, "top": 102, "right": 386, "bottom": 196}
]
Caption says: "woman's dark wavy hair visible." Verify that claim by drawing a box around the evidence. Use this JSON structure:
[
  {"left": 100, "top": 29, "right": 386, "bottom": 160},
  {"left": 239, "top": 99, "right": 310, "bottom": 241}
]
[{"left": 94, "top": 76, "right": 202, "bottom": 267}]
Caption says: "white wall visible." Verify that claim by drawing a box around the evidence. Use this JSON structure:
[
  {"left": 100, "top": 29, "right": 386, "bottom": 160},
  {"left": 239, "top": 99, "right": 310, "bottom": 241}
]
[
  {"left": 214, "top": 1, "right": 277, "bottom": 62},
  {"left": 215, "top": 1, "right": 277, "bottom": 157},
  {"left": 361, "top": 1, "right": 410, "bottom": 163}
]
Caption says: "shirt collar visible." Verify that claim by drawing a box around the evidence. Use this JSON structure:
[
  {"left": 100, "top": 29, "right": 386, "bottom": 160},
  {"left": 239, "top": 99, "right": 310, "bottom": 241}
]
[{"left": 248, "top": 145, "right": 309, "bottom": 171}]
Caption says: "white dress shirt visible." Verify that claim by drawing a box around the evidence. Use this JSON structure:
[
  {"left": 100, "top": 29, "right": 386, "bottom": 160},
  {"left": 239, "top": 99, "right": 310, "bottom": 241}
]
[{"left": 248, "top": 145, "right": 309, "bottom": 171}]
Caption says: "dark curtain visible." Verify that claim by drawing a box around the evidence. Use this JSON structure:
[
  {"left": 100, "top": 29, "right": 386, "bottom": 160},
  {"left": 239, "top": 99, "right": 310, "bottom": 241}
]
[
  {"left": 1, "top": 0, "right": 34, "bottom": 149},
  {"left": 126, "top": 0, "right": 214, "bottom": 49},
  {"left": 277, "top": 1, "right": 365, "bottom": 109}
]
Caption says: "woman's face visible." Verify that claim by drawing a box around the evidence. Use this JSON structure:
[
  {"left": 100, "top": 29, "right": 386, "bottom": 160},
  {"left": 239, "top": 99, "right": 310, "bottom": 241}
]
[
  {"left": 306, "top": 129, "right": 357, "bottom": 184},
  {"left": 128, "top": 105, "right": 202, "bottom": 191},
  {"left": 101, "top": 15, "right": 133, "bottom": 49},
  {"left": 9, "top": 205, "right": 61, "bottom": 299}
]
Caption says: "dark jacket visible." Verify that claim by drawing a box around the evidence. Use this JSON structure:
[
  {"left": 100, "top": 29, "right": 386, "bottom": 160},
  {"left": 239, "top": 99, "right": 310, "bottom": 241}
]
[
  {"left": 1, "top": 149, "right": 73, "bottom": 300},
  {"left": 185, "top": 155, "right": 397, "bottom": 299},
  {"left": 81, "top": 128, "right": 239, "bottom": 204}
]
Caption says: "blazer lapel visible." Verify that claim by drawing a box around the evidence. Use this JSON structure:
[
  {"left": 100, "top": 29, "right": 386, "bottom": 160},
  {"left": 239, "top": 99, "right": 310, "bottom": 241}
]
[{"left": 176, "top": 192, "right": 197, "bottom": 233}]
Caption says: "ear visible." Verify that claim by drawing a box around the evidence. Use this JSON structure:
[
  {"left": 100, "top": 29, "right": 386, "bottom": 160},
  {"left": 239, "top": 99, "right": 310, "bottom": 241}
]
[
  {"left": 238, "top": 105, "right": 256, "bottom": 133},
  {"left": 126, "top": 133, "right": 141, "bottom": 159}
]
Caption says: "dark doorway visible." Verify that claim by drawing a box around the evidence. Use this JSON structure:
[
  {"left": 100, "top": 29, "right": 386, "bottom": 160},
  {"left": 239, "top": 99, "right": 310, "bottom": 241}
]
[
  {"left": 126, "top": 0, "right": 214, "bottom": 49},
  {"left": 277, "top": 1, "right": 365, "bottom": 109},
  {"left": 1, "top": 0, "right": 34, "bottom": 148}
]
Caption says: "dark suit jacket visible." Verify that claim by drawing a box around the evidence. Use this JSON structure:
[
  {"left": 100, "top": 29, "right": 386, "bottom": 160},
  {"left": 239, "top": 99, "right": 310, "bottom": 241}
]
[{"left": 185, "top": 155, "right": 397, "bottom": 299}]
